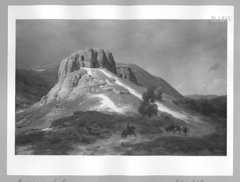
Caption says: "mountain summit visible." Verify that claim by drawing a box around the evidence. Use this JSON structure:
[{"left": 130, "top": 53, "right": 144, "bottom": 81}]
[{"left": 40, "top": 48, "right": 139, "bottom": 105}]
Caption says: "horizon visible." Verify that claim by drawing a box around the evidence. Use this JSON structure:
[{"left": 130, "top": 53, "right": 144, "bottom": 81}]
[{"left": 16, "top": 20, "right": 227, "bottom": 95}]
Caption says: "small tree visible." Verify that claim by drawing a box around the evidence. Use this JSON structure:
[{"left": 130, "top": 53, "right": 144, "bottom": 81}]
[
  {"left": 138, "top": 87, "right": 158, "bottom": 118},
  {"left": 142, "top": 87, "right": 156, "bottom": 103}
]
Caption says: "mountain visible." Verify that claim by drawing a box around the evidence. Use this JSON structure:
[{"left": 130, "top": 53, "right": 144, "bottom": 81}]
[
  {"left": 16, "top": 48, "right": 190, "bottom": 129},
  {"left": 16, "top": 54, "right": 183, "bottom": 112},
  {"left": 117, "top": 63, "right": 183, "bottom": 100},
  {"left": 15, "top": 48, "right": 224, "bottom": 155}
]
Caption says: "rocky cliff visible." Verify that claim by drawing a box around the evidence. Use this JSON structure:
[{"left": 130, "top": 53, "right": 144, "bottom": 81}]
[
  {"left": 40, "top": 49, "right": 131, "bottom": 105},
  {"left": 62, "top": 48, "right": 117, "bottom": 74},
  {"left": 116, "top": 65, "right": 137, "bottom": 84}
]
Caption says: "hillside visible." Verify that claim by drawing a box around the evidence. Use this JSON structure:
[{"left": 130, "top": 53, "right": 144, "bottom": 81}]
[
  {"left": 16, "top": 69, "right": 53, "bottom": 111},
  {"left": 16, "top": 62, "right": 59, "bottom": 111},
  {"left": 117, "top": 63, "right": 183, "bottom": 100}
]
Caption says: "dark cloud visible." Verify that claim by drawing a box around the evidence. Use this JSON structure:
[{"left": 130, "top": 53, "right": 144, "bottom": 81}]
[{"left": 16, "top": 20, "right": 227, "bottom": 95}]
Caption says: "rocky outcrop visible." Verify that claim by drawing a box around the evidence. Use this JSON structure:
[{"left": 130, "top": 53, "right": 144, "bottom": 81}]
[
  {"left": 116, "top": 65, "right": 137, "bottom": 84},
  {"left": 66, "top": 48, "right": 117, "bottom": 74},
  {"left": 40, "top": 48, "right": 127, "bottom": 105}
]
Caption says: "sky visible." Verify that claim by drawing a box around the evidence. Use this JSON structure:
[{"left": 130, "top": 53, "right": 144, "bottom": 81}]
[{"left": 16, "top": 20, "right": 227, "bottom": 96}]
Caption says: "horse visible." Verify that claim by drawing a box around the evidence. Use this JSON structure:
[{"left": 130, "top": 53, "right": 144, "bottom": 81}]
[
  {"left": 183, "top": 126, "right": 189, "bottom": 136},
  {"left": 121, "top": 123, "right": 136, "bottom": 138},
  {"left": 165, "top": 124, "right": 189, "bottom": 136}
]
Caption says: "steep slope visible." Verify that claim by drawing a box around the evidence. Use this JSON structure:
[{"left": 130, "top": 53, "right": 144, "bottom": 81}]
[{"left": 117, "top": 63, "right": 183, "bottom": 100}]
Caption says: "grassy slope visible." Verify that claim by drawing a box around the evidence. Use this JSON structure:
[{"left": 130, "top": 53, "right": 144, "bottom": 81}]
[{"left": 16, "top": 110, "right": 226, "bottom": 156}]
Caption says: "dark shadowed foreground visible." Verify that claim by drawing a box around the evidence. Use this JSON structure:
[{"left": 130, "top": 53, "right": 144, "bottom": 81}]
[{"left": 16, "top": 111, "right": 226, "bottom": 155}]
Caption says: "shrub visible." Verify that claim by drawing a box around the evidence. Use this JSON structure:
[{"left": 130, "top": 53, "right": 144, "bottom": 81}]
[
  {"left": 142, "top": 87, "right": 156, "bottom": 103},
  {"left": 139, "top": 87, "right": 159, "bottom": 118},
  {"left": 138, "top": 101, "right": 158, "bottom": 118}
]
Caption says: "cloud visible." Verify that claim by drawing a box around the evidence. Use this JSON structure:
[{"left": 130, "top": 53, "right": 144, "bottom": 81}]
[
  {"left": 208, "top": 62, "right": 221, "bottom": 72},
  {"left": 16, "top": 20, "right": 227, "bottom": 95}
]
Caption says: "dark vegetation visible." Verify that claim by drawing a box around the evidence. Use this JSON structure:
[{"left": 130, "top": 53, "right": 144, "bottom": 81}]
[
  {"left": 138, "top": 87, "right": 162, "bottom": 118},
  {"left": 16, "top": 69, "right": 57, "bottom": 110},
  {"left": 176, "top": 96, "right": 227, "bottom": 118},
  {"left": 16, "top": 111, "right": 183, "bottom": 155},
  {"left": 121, "top": 133, "right": 226, "bottom": 155},
  {"left": 16, "top": 65, "right": 58, "bottom": 110},
  {"left": 16, "top": 110, "right": 226, "bottom": 155}
]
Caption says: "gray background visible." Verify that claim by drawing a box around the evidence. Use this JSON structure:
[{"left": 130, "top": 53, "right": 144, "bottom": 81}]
[{"left": 0, "top": 0, "right": 239, "bottom": 182}]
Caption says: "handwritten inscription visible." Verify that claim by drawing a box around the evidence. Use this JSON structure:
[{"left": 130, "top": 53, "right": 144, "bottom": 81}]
[
  {"left": 18, "top": 179, "right": 67, "bottom": 182},
  {"left": 176, "top": 179, "right": 205, "bottom": 182},
  {"left": 211, "top": 16, "right": 232, "bottom": 22}
]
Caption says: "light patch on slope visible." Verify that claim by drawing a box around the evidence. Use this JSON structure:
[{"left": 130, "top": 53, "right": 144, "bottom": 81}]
[
  {"left": 99, "top": 68, "right": 188, "bottom": 120},
  {"left": 42, "top": 127, "right": 53, "bottom": 132},
  {"left": 83, "top": 68, "right": 94, "bottom": 76},
  {"left": 155, "top": 102, "right": 187, "bottom": 120},
  {"left": 90, "top": 94, "right": 131, "bottom": 114},
  {"left": 106, "top": 79, "right": 114, "bottom": 85},
  {"left": 99, "top": 69, "right": 142, "bottom": 99}
]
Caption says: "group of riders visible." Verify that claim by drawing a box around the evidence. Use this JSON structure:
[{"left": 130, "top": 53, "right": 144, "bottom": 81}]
[
  {"left": 121, "top": 123, "right": 189, "bottom": 138},
  {"left": 165, "top": 123, "right": 189, "bottom": 136}
]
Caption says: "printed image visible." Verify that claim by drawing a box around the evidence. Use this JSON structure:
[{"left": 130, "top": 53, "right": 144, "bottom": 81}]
[{"left": 15, "top": 20, "right": 227, "bottom": 155}]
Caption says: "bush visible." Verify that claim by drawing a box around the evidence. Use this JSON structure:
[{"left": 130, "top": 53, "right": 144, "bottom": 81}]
[
  {"left": 139, "top": 87, "right": 159, "bottom": 118},
  {"left": 138, "top": 101, "right": 158, "bottom": 118}
]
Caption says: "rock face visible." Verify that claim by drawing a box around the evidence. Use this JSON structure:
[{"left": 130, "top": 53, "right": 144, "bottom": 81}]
[
  {"left": 65, "top": 48, "right": 117, "bottom": 74},
  {"left": 40, "top": 48, "right": 123, "bottom": 105},
  {"left": 116, "top": 65, "right": 137, "bottom": 84}
]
